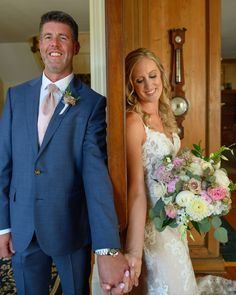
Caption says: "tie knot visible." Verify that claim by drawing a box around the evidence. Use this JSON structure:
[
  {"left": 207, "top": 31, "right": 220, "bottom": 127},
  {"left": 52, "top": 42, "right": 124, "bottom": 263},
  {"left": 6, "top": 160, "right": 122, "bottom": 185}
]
[{"left": 47, "top": 83, "right": 58, "bottom": 94}]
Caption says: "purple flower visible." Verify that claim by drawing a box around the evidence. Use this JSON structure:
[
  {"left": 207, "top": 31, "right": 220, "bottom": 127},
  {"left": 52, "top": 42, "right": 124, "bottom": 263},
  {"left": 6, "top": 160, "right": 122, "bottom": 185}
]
[
  {"left": 154, "top": 166, "right": 173, "bottom": 183},
  {"left": 167, "top": 178, "right": 179, "bottom": 193},
  {"left": 173, "top": 157, "right": 185, "bottom": 167}
]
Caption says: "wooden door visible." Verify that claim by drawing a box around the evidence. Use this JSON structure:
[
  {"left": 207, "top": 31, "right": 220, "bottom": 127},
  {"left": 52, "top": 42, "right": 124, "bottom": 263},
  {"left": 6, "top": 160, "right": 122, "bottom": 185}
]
[{"left": 105, "top": 0, "right": 224, "bottom": 273}]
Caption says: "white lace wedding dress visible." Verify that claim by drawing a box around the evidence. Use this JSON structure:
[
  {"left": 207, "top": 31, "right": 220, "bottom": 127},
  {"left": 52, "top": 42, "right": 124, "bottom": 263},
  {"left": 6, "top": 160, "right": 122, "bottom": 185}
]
[{"left": 131, "top": 125, "right": 236, "bottom": 295}]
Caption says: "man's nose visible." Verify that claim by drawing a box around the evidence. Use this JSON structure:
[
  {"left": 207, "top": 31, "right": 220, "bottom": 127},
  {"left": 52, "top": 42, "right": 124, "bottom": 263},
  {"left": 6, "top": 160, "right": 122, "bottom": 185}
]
[{"left": 50, "top": 37, "right": 60, "bottom": 46}]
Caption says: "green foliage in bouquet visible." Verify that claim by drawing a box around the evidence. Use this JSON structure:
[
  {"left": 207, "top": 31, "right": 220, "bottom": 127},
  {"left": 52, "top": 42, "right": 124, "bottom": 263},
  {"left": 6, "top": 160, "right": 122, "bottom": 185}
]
[{"left": 149, "top": 143, "right": 236, "bottom": 243}]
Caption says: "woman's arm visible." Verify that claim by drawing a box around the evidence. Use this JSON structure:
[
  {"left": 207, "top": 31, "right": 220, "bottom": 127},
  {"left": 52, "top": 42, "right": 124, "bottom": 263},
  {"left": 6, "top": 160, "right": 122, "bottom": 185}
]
[{"left": 125, "top": 112, "right": 147, "bottom": 283}]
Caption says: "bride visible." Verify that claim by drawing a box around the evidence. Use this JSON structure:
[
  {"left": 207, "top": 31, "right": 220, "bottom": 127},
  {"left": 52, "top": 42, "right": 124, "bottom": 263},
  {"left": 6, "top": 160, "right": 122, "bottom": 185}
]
[{"left": 124, "top": 47, "right": 236, "bottom": 295}]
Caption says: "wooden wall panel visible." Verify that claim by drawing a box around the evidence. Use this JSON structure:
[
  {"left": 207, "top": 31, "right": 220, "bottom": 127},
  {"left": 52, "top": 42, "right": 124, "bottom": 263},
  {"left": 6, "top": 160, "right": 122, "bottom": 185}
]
[{"left": 124, "top": 0, "right": 208, "bottom": 149}]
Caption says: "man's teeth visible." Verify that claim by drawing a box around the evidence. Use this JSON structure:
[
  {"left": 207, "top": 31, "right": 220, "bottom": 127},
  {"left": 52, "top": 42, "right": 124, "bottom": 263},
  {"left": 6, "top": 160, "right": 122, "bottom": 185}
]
[{"left": 50, "top": 52, "right": 61, "bottom": 56}]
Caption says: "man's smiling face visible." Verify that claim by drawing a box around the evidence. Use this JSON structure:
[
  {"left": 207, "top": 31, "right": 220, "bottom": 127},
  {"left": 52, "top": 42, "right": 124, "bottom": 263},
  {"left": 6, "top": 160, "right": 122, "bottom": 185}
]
[{"left": 39, "top": 21, "right": 80, "bottom": 81}]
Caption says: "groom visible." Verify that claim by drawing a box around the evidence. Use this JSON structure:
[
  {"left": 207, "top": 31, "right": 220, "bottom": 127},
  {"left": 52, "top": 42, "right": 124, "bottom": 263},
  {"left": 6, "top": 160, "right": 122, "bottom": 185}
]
[{"left": 0, "top": 10, "right": 129, "bottom": 295}]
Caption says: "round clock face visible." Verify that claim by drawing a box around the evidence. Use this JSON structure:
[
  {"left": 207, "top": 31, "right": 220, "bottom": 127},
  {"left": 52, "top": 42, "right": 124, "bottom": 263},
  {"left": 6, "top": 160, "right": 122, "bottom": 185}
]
[
  {"left": 175, "top": 35, "right": 182, "bottom": 44},
  {"left": 171, "top": 96, "right": 188, "bottom": 116}
]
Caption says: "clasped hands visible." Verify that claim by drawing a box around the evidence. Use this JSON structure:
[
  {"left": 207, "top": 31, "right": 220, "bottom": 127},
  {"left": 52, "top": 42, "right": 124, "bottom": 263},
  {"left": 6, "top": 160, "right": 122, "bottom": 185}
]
[{"left": 97, "top": 252, "right": 141, "bottom": 294}]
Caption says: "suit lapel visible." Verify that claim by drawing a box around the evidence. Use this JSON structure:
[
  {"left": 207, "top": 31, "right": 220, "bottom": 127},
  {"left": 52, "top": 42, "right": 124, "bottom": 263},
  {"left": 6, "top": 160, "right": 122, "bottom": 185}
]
[{"left": 26, "top": 77, "right": 41, "bottom": 157}]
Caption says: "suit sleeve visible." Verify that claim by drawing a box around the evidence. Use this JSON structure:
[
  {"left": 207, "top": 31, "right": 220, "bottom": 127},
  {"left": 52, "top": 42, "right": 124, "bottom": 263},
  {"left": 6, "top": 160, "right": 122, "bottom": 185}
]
[
  {"left": 0, "top": 90, "right": 13, "bottom": 230},
  {"left": 82, "top": 95, "right": 121, "bottom": 251}
]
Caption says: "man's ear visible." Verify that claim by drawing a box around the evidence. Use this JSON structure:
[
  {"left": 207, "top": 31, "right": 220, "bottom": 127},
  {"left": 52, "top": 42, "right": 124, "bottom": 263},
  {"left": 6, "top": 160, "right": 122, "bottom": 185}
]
[{"left": 74, "top": 41, "right": 80, "bottom": 55}]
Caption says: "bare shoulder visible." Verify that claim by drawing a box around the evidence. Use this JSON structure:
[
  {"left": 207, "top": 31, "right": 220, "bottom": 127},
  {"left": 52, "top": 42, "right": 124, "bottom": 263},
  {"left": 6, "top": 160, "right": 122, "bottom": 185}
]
[
  {"left": 126, "top": 111, "right": 145, "bottom": 143},
  {"left": 126, "top": 112, "right": 143, "bottom": 129}
]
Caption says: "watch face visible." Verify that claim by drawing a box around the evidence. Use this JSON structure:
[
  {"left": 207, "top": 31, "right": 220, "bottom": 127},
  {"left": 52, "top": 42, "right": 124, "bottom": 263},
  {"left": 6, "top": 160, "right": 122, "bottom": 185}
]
[
  {"left": 108, "top": 249, "right": 119, "bottom": 256},
  {"left": 171, "top": 96, "right": 188, "bottom": 116}
]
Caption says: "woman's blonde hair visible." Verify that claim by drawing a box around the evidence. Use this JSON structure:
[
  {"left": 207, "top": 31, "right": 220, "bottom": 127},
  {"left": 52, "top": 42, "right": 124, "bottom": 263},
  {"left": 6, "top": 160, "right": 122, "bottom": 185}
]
[{"left": 125, "top": 48, "right": 178, "bottom": 134}]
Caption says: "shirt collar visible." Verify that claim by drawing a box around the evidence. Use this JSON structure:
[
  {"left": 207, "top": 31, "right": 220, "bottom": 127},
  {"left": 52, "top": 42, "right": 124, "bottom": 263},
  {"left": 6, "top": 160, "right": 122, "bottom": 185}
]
[{"left": 42, "top": 73, "right": 74, "bottom": 93}]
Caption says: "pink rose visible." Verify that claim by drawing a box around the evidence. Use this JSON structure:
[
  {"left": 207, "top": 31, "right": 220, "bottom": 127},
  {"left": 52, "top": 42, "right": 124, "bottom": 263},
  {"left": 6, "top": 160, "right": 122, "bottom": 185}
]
[
  {"left": 207, "top": 187, "right": 228, "bottom": 201},
  {"left": 165, "top": 204, "right": 177, "bottom": 219}
]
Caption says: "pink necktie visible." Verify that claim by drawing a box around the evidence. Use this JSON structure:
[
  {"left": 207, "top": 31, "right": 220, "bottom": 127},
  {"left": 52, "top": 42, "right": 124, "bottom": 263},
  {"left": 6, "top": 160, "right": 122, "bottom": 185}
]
[{"left": 38, "top": 84, "right": 58, "bottom": 145}]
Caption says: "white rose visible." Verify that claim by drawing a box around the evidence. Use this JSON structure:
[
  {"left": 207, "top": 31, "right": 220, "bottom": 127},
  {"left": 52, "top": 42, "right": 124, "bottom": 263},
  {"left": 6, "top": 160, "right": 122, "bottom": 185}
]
[
  {"left": 152, "top": 182, "right": 167, "bottom": 200},
  {"left": 214, "top": 169, "right": 230, "bottom": 190},
  {"left": 189, "top": 162, "right": 203, "bottom": 176},
  {"left": 201, "top": 160, "right": 214, "bottom": 174},
  {"left": 176, "top": 190, "right": 195, "bottom": 207}
]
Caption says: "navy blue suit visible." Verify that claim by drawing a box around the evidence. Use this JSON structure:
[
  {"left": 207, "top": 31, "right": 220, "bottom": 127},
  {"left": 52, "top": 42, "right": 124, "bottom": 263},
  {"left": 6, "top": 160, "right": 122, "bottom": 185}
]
[{"left": 0, "top": 76, "right": 120, "bottom": 294}]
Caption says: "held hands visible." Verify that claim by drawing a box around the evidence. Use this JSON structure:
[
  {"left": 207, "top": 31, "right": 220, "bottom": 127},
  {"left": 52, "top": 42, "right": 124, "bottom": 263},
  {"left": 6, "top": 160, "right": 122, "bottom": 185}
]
[
  {"left": 111, "top": 253, "right": 142, "bottom": 294},
  {"left": 0, "top": 233, "right": 15, "bottom": 258},
  {"left": 97, "top": 251, "right": 132, "bottom": 294},
  {"left": 124, "top": 253, "right": 142, "bottom": 290},
  {"left": 97, "top": 251, "right": 142, "bottom": 294}
]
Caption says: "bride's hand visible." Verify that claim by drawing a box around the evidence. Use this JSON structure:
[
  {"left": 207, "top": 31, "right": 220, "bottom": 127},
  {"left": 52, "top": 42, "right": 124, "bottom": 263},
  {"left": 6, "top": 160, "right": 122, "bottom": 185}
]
[{"left": 125, "top": 253, "right": 142, "bottom": 288}]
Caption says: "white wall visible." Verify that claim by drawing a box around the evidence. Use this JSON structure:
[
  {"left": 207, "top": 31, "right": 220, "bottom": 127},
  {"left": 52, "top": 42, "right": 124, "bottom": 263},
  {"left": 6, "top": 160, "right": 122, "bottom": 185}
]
[{"left": 0, "top": 32, "right": 90, "bottom": 110}]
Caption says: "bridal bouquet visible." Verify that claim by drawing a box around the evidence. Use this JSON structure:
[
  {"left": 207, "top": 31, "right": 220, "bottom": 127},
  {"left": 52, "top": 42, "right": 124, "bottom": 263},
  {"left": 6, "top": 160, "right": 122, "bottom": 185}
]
[{"left": 149, "top": 143, "right": 236, "bottom": 243}]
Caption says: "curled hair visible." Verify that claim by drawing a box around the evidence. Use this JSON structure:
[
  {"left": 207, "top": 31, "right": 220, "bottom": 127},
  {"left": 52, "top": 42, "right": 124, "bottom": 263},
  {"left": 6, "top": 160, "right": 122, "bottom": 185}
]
[
  {"left": 39, "top": 10, "right": 79, "bottom": 41},
  {"left": 125, "top": 48, "right": 178, "bottom": 134}
]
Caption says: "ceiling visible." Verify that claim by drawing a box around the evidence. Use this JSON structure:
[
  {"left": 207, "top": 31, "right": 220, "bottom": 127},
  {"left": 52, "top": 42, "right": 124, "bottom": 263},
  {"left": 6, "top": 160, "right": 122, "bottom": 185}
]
[
  {"left": 0, "top": 0, "right": 235, "bottom": 59},
  {"left": 0, "top": 0, "right": 89, "bottom": 42}
]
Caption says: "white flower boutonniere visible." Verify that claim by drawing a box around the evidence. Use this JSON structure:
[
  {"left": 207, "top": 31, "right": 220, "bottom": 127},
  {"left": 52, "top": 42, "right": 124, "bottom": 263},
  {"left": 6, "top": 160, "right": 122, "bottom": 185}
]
[{"left": 59, "top": 88, "right": 80, "bottom": 115}]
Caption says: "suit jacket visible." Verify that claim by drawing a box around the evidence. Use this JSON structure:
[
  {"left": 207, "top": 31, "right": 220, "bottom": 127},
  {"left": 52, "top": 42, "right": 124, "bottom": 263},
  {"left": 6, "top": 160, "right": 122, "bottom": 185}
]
[{"left": 0, "top": 76, "right": 120, "bottom": 256}]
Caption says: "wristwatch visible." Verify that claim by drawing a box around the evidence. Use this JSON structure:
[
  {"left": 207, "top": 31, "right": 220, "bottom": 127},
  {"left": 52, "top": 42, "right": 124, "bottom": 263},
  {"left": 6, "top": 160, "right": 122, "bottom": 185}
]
[{"left": 95, "top": 248, "right": 119, "bottom": 257}]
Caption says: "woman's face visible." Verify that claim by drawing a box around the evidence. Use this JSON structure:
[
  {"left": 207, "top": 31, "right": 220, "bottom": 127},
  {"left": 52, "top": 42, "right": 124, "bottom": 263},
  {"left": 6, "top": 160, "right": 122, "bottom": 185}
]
[{"left": 131, "top": 57, "right": 163, "bottom": 104}]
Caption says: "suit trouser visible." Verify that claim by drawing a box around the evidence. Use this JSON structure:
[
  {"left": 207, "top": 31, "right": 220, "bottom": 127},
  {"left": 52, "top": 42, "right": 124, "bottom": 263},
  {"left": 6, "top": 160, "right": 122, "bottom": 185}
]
[{"left": 11, "top": 235, "right": 91, "bottom": 295}]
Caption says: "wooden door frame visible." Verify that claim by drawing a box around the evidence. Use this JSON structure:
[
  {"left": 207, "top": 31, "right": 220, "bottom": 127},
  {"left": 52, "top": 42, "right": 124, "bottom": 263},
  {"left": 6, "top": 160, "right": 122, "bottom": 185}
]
[{"left": 105, "top": 0, "right": 127, "bottom": 232}]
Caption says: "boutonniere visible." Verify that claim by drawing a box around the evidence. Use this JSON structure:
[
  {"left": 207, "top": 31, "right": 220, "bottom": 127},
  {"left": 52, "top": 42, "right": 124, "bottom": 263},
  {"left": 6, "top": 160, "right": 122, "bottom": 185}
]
[{"left": 59, "top": 87, "right": 80, "bottom": 115}]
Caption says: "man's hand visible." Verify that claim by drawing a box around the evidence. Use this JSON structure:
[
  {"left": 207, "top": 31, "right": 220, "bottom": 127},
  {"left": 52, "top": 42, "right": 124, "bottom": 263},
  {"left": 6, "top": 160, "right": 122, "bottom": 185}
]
[
  {"left": 97, "top": 252, "right": 129, "bottom": 292},
  {"left": 0, "top": 233, "right": 15, "bottom": 258}
]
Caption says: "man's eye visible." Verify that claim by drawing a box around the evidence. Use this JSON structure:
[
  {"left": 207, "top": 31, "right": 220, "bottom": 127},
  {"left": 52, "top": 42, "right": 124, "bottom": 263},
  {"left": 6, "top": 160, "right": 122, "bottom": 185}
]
[{"left": 59, "top": 35, "right": 68, "bottom": 41}]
